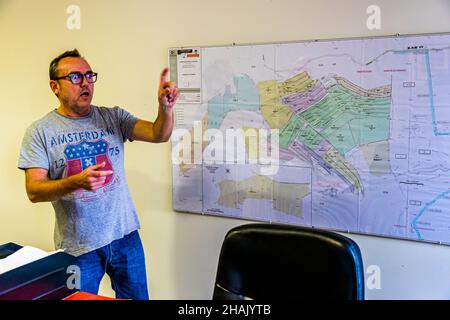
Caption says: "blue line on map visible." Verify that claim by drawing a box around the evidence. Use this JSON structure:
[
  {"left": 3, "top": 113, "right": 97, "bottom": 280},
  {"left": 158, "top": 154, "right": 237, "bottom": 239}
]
[
  {"left": 411, "top": 189, "right": 450, "bottom": 240},
  {"left": 394, "top": 49, "right": 450, "bottom": 239},
  {"left": 423, "top": 50, "right": 450, "bottom": 136}
]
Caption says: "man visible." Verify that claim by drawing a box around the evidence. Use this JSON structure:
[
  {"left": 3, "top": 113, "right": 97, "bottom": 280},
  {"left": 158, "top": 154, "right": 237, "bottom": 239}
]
[{"left": 18, "top": 49, "right": 179, "bottom": 299}]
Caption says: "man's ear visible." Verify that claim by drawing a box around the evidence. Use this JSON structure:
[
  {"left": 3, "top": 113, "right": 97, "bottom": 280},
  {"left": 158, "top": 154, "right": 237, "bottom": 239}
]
[{"left": 50, "top": 80, "right": 60, "bottom": 97}]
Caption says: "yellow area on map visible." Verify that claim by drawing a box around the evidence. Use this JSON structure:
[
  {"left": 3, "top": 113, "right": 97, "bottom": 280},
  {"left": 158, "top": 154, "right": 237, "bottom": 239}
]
[
  {"left": 260, "top": 103, "right": 293, "bottom": 129},
  {"left": 280, "top": 71, "right": 316, "bottom": 96},
  {"left": 218, "top": 175, "right": 310, "bottom": 217},
  {"left": 324, "top": 148, "right": 363, "bottom": 193},
  {"left": 241, "top": 127, "right": 260, "bottom": 162},
  {"left": 257, "top": 72, "right": 315, "bottom": 129},
  {"left": 359, "top": 140, "right": 392, "bottom": 176}
]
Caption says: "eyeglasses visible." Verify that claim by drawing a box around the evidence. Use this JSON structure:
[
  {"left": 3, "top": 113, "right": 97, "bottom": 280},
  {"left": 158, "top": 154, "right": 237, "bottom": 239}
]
[{"left": 53, "top": 72, "right": 98, "bottom": 84}]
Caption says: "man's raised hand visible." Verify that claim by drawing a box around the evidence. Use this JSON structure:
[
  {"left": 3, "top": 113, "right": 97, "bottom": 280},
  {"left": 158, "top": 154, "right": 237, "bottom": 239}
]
[{"left": 158, "top": 67, "right": 180, "bottom": 111}]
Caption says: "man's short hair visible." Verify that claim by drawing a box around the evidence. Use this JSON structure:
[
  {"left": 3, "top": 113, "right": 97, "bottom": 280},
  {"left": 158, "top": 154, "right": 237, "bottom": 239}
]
[{"left": 49, "top": 49, "right": 82, "bottom": 80}]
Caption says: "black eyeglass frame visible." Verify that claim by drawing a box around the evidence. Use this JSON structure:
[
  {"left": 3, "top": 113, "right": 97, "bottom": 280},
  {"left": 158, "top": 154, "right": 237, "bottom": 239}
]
[{"left": 52, "top": 71, "right": 98, "bottom": 84}]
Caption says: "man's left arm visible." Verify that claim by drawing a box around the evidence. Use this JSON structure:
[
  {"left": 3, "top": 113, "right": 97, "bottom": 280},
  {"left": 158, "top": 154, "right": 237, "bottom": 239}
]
[{"left": 131, "top": 68, "right": 180, "bottom": 143}]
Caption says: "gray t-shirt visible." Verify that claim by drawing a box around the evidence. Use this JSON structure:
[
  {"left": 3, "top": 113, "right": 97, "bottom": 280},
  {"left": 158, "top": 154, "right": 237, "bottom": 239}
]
[{"left": 18, "top": 105, "right": 141, "bottom": 256}]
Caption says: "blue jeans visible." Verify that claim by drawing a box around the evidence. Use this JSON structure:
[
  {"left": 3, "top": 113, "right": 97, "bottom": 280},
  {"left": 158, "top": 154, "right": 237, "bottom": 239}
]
[{"left": 74, "top": 230, "right": 149, "bottom": 300}]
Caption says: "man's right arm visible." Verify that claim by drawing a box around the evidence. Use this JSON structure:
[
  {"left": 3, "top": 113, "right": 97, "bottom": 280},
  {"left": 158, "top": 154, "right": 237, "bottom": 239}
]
[{"left": 25, "top": 162, "right": 113, "bottom": 203}]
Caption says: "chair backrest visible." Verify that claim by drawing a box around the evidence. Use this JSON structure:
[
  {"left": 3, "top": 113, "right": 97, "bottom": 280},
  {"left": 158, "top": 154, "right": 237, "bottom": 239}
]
[{"left": 213, "top": 223, "right": 364, "bottom": 300}]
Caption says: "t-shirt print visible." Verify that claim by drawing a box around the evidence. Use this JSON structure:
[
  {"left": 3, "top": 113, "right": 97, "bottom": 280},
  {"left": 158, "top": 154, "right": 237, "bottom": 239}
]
[{"left": 64, "top": 139, "right": 114, "bottom": 187}]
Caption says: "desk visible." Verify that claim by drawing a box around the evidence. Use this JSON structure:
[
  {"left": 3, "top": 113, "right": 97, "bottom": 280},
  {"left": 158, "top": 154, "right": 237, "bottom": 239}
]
[{"left": 63, "top": 291, "right": 122, "bottom": 300}]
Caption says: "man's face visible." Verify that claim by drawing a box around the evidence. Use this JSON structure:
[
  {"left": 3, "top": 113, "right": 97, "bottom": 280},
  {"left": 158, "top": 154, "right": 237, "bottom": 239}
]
[{"left": 50, "top": 57, "right": 95, "bottom": 114}]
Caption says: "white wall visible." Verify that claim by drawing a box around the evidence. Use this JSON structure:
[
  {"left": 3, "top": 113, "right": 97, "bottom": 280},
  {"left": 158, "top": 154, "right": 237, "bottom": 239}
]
[{"left": 1, "top": 0, "right": 450, "bottom": 299}]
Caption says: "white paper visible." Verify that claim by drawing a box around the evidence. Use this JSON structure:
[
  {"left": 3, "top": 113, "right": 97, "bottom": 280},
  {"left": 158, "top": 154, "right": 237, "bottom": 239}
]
[
  {"left": 0, "top": 246, "right": 64, "bottom": 275},
  {"left": 176, "top": 48, "right": 202, "bottom": 103}
]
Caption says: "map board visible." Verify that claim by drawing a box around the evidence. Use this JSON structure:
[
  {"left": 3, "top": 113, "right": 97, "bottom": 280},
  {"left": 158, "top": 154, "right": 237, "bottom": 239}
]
[{"left": 169, "top": 32, "right": 450, "bottom": 245}]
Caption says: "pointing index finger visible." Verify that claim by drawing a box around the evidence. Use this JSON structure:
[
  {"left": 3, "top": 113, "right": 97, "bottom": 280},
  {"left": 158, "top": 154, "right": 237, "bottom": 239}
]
[
  {"left": 160, "top": 68, "right": 169, "bottom": 87},
  {"left": 95, "top": 170, "right": 113, "bottom": 177}
]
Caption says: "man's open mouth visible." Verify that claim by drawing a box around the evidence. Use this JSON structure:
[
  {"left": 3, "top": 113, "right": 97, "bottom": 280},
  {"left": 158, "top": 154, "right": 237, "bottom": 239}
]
[{"left": 80, "top": 91, "right": 90, "bottom": 97}]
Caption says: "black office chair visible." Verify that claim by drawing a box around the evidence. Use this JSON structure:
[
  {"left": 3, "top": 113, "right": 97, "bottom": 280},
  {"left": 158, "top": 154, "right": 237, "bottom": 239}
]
[{"left": 212, "top": 223, "right": 364, "bottom": 300}]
